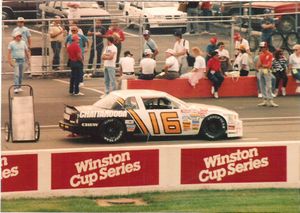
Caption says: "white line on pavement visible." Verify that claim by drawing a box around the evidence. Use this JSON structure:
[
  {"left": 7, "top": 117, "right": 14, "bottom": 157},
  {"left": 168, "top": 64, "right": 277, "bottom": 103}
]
[
  {"left": 53, "top": 79, "right": 105, "bottom": 95},
  {"left": 240, "top": 138, "right": 259, "bottom": 141},
  {"left": 241, "top": 116, "right": 300, "bottom": 121}
]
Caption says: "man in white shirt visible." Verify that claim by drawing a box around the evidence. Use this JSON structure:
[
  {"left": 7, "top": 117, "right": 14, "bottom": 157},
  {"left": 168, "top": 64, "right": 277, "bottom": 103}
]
[
  {"left": 173, "top": 31, "right": 189, "bottom": 74},
  {"left": 156, "top": 49, "right": 179, "bottom": 80},
  {"left": 216, "top": 42, "right": 230, "bottom": 74},
  {"left": 143, "top": 30, "right": 159, "bottom": 59},
  {"left": 102, "top": 36, "right": 118, "bottom": 94},
  {"left": 139, "top": 49, "right": 156, "bottom": 80},
  {"left": 288, "top": 44, "right": 300, "bottom": 93},
  {"left": 118, "top": 51, "right": 135, "bottom": 88},
  {"left": 234, "top": 32, "right": 250, "bottom": 55}
]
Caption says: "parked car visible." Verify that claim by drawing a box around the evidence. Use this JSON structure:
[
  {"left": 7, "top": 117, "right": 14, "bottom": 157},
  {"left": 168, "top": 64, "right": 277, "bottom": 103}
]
[
  {"left": 59, "top": 90, "right": 243, "bottom": 143},
  {"left": 124, "top": 2, "right": 187, "bottom": 32},
  {"left": 2, "top": 0, "right": 40, "bottom": 20},
  {"left": 39, "top": 1, "right": 111, "bottom": 34}
]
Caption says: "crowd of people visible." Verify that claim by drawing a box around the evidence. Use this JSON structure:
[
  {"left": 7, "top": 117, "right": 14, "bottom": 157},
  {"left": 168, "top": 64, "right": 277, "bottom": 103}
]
[{"left": 6, "top": 10, "right": 300, "bottom": 105}]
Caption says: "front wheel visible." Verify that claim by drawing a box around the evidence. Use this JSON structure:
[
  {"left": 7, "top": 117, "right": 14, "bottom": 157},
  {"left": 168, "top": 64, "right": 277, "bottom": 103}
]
[
  {"left": 200, "top": 115, "right": 227, "bottom": 140},
  {"left": 98, "top": 119, "right": 126, "bottom": 143},
  {"left": 278, "top": 15, "right": 295, "bottom": 33}
]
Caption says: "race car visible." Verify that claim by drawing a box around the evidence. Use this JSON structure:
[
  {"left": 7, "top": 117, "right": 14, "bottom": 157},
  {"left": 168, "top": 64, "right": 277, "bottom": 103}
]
[{"left": 59, "top": 90, "right": 243, "bottom": 143}]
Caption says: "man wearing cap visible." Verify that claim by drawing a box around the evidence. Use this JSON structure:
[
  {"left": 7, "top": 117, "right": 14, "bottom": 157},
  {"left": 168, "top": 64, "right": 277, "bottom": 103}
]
[
  {"left": 156, "top": 49, "right": 179, "bottom": 80},
  {"left": 67, "top": 35, "right": 84, "bottom": 96},
  {"left": 118, "top": 50, "right": 135, "bottom": 88},
  {"left": 234, "top": 33, "right": 250, "bottom": 56},
  {"left": 256, "top": 41, "right": 279, "bottom": 107},
  {"left": 7, "top": 31, "right": 31, "bottom": 93},
  {"left": 143, "top": 30, "right": 159, "bottom": 59},
  {"left": 12, "top": 17, "right": 31, "bottom": 48},
  {"left": 261, "top": 9, "right": 275, "bottom": 52},
  {"left": 173, "top": 30, "right": 189, "bottom": 74},
  {"left": 288, "top": 44, "right": 300, "bottom": 93},
  {"left": 49, "top": 16, "right": 65, "bottom": 71},
  {"left": 139, "top": 49, "right": 156, "bottom": 80},
  {"left": 206, "top": 36, "right": 218, "bottom": 62}
]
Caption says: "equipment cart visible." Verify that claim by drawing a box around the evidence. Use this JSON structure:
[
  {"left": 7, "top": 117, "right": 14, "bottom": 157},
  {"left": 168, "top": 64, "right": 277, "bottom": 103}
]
[{"left": 4, "top": 85, "right": 40, "bottom": 142}]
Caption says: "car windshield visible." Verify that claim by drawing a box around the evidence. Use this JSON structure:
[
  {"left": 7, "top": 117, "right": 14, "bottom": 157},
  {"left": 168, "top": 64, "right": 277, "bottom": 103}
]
[
  {"left": 93, "top": 94, "right": 121, "bottom": 109},
  {"left": 144, "top": 2, "right": 178, "bottom": 8}
]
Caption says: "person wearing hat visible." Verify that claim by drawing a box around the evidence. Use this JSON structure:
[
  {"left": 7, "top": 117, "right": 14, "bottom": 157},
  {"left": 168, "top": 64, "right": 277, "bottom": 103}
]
[
  {"left": 256, "top": 41, "right": 279, "bottom": 107},
  {"left": 12, "top": 17, "right": 31, "bottom": 48},
  {"left": 237, "top": 44, "right": 250, "bottom": 76},
  {"left": 288, "top": 44, "right": 300, "bottom": 93},
  {"left": 8, "top": 31, "right": 31, "bottom": 93},
  {"left": 67, "top": 34, "right": 84, "bottom": 96},
  {"left": 234, "top": 32, "right": 250, "bottom": 56},
  {"left": 207, "top": 51, "right": 224, "bottom": 98},
  {"left": 143, "top": 30, "right": 158, "bottom": 59},
  {"left": 173, "top": 30, "right": 189, "bottom": 74},
  {"left": 260, "top": 9, "right": 275, "bottom": 52},
  {"left": 272, "top": 49, "right": 288, "bottom": 96},
  {"left": 156, "top": 49, "right": 179, "bottom": 80},
  {"left": 118, "top": 50, "right": 136, "bottom": 88},
  {"left": 139, "top": 49, "right": 156, "bottom": 80},
  {"left": 205, "top": 36, "right": 218, "bottom": 62}
]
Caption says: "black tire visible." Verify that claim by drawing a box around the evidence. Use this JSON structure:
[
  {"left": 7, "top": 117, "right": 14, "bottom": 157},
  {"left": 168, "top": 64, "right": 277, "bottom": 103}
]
[
  {"left": 271, "top": 32, "right": 285, "bottom": 50},
  {"left": 34, "top": 122, "right": 40, "bottom": 142},
  {"left": 200, "top": 115, "right": 227, "bottom": 140},
  {"left": 249, "top": 35, "right": 259, "bottom": 52},
  {"left": 4, "top": 122, "right": 11, "bottom": 142},
  {"left": 278, "top": 15, "right": 295, "bottom": 33},
  {"left": 2, "top": 9, "right": 13, "bottom": 20},
  {"left": 286, "top": 32, "right": 299, "bottom": 51},
  {"left": 98, "top": 119, "right": 126, "bottom": 143}
]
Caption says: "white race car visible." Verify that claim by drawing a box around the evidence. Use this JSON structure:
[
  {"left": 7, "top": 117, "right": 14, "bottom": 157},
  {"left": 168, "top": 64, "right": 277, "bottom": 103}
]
[{"left": 59, "top": 90, "right": 243, "bottom": 143}]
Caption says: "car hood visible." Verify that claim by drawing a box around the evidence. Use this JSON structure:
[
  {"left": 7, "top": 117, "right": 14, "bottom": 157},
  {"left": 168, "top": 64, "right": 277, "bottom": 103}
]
[
  {"left": 65, "top": 8, "right": 110, "bottom": 16},
  {"left": 187, "top": 103, "right": 237, "bottom": 115},
  {"left": 144, "top": 7, "right": 185, "bottom": 16}
]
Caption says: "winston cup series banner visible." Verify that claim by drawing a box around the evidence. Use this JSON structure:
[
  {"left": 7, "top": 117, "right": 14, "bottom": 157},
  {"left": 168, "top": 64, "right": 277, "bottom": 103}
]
[
  {"left": 181, "top": 146, "right": 287, "bottom": 184},
  {"left": 51, "top": 150, "right": 159, "bottom": 189}
]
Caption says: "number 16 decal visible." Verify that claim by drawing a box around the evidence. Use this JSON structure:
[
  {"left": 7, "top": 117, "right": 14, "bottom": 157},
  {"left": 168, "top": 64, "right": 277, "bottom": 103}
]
[{"left": 149, "top": 112, "right": 182, "bottom": 134}]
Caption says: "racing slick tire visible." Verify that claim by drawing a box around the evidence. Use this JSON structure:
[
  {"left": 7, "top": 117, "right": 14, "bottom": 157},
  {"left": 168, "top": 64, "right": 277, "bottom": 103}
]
[
  {"left": 98, "top": 119, "right": 126, "bottom": 143},
  {"left": 286, "top": 32, "right": 299, "bottom": 52},
  {"left": 4, "top": 122, "right": 11, "bottom": 142},
  {"left": 271, "top": 32, "right": 284, "bottom": 50},
  {"left": 200, "top": 114, "right": 227, "bottom": 140},
  {"left": 34, "top": 122, "right": 40, "bottom": 142}
]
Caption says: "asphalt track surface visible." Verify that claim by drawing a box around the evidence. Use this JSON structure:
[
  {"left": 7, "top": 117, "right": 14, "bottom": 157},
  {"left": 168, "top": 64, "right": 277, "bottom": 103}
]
[{"left": 1, "top": 78, "right": 300, "bottom": 151}]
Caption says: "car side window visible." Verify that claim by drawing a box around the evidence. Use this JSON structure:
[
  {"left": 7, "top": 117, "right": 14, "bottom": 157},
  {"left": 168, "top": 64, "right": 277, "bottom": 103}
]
[
  {"left": 124, "top": 97, "right": 139, "bottom": 110},
  {"left": 142, "top": 97, "right": 179, "bottom": 110}
]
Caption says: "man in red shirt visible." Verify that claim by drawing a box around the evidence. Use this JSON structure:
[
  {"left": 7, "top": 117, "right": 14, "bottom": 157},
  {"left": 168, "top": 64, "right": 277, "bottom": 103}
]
[
  {"left": 256, "top": 42, "right": 278, "bottom": 107},
  {"left": 207, "top": 51, "right": 224, "bottom": 98},
  {"left": 105, "top": 21, "right": 125, "bottom": 65},
  {"left": 67, "top": 35, "right": 83, "bottom": 96}
]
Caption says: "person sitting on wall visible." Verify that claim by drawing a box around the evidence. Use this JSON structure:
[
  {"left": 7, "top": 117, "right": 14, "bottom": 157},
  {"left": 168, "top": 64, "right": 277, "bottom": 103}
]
[
  {"left": 139, "top": 49, "right": 156, "bottom": 80},
  {"left": 156, "top": 49, "right": 179, "bottom": 80},
  {"left": 207, "top": 51, "right": 224, "bottom": 99}
]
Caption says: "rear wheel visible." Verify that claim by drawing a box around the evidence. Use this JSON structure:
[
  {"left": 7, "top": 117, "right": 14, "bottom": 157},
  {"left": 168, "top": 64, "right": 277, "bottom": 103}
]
[
  {"left": 286, "top": 32, "right": 299, "bottom": 51},
  {"left": 4, "top": 122, "right": 11, "bottom": 142},
  {"left": 98, "top": 119, "right": 126, "bottom": 143},
  {"left": 278, "top": 15, "right": 295, "bottom": 33},
  {"left": 271, "top": 32, "right": 284, "bottom": 50},
  {"left": 200, "top": 115, "right": 227, "bottom": 140},
  {"left": 2, "top": 9, "right": 13, "bottom": 20}
]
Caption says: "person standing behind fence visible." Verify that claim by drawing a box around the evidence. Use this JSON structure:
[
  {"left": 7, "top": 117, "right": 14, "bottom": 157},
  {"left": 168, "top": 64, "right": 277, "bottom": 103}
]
[
  {"left": 87, "top": 19, "right": 107, "bottom": 69},
  {"left": 49, "top": 16, "right": 65, "bottom": 71},
  {"left": 143, "top": 30, "right": 159, "bottom": 59},
  {"left": 186, "top": 1, "right": 200, "bottom": 34},
  {"left": 207, "top": 51, "right": 224, "bottom": 99},
  {"left": 7, "top": 31, "right": 30, "bottom": 94},
  {"left": 118, "top": 51, "right": 135, "bottom": 89},
  {"left": 200, "top": 1, "right": 212, "bottom": 34},
  {"left": 272, "top": 49, "right": 288, "bottom": 96},
  {"left": 156, "top": 49, "right": 180, "bottom": 80},
  {"left": 12, "top": 17, "right": 31, "bottom": 49},
  {"left": 205, "top": 36, "right": 218, "bottom": 62},
  {"left": 239, "top": 45, "right": 250, "bottom": 76},
  {"left": 67, "top": 35, "right": 84, "bottom": 96},
  {"left": 256, "top": 42, "right": 278, "bottom": 107},
  {"left": 102, "top": 36, "right": 118, "bottom": 95},
  {"left": 139, "top": 49, "right": 156, "bottom": 80},
  {"left": 105, "top": 21, "right": 125, "bottom": 65},
  {"left": 173, "top": 30, "right": 189, "bottom": 74},
  {"left": 288, "top": 44, "right": 300, "bottom": 94},
  {"left": 261, "top": 9, "right": 275, "bottom": 52}
]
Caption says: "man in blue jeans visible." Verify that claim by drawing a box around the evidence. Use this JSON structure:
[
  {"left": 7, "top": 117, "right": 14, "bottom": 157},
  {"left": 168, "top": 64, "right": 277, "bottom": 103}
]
[
  {"left": 7, "top": 31, "right": 30, "bottom": 93},
  {"left": 261, "top": 9, "right": 275, "bottom": 52},
  {"left": 102, "top": 36, "right": 118, "bottom": 95},
  {"left": 187, "top": 1, "right": 200, "bottom": 34}
]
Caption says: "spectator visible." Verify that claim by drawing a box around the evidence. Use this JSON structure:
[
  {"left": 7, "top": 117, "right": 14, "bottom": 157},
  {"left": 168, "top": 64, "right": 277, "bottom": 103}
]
[
  {"left": 12, "top": 17, "right": 31, "bottom": 48},
  {"left": 180, "top": 47, "right": 206, "bottom": 88},
  {"left": 206, "top": 36, "right": 218, "bottom": 62},
  {"left": 173, "top": 30, "right": 189, "bottom": 74},
  {"left": 186, "top": 1, "right": 200, "bottom": 34},
  {"left": 7, "top": 31, "right": 30, "bottom": 94},
  {"left": 254, "top": 49, "right": 263, "bottom": 98},
  {"left": 87, "top": 19, "right": 107, "bottom": 69},
  {"left": 102, "top": 36, "right": 118, "bottom": 94},
  {"left": 68, "top": 21, "right": 83, "bottom": 35},
  {"left": 233, "top": 47, "right": 242, "bottom": 71},
  {"left": 106, "top": 21, "right": 125, "bottom": 65},
  {"left": 234, "top": 32, "right": 250, "bottom": 56},
  {"left": 272, "top": 49, "right": 288, "bottom": 96},
  {"left": 200, "top": 1, "right": 212, "bottom": 34},
  {"left": 239, "top": 45, "right": 250, "bottom": 76},
  {"left": 49, "top": 16, "right": 65, "bottom": 71},
  {"left": 67, "top": 35, "right": 84, "bottom": 96},
  {"left": 256, "top": 42, "right": 278, "bottom": 107},
  {"left": 288, "top": 44, "right": 300, "bottom": 94},
  {"left": 156, "top": 49, "right": 179, "bottom": 80},
  {"left": 143, "top": 30, "right": 159, "bottom": 59},
  {"left": 216, "top": 42, "right": 230, "bottom": 74},
  {"left": 118, "top": 51, "right": 135, "bottom": 88},
  {"left": 207, "top": 51, "right": 224, "bottom": 98},
  {"left": 261, "top": 9, "right": 275, "bottom": 52},
  {"left": 139, "top": 49, "right": 156, "bottom": 80}
]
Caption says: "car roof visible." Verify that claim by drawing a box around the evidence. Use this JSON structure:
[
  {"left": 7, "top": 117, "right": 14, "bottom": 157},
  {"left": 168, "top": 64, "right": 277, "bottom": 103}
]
[{"left": 111, "top": 89, "right": 169, "bottom": 99}]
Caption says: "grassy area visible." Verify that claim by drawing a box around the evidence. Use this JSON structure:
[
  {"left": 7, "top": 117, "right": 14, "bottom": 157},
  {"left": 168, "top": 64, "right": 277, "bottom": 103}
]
[{"left": 2, "top": 188, "right": 300, "bottom": 212}]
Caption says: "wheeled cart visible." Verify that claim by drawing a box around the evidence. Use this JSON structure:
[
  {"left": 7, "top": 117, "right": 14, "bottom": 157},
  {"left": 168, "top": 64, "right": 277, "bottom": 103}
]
[{"left": 4, "top": 85, "right": 40, "bottom": 142}]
